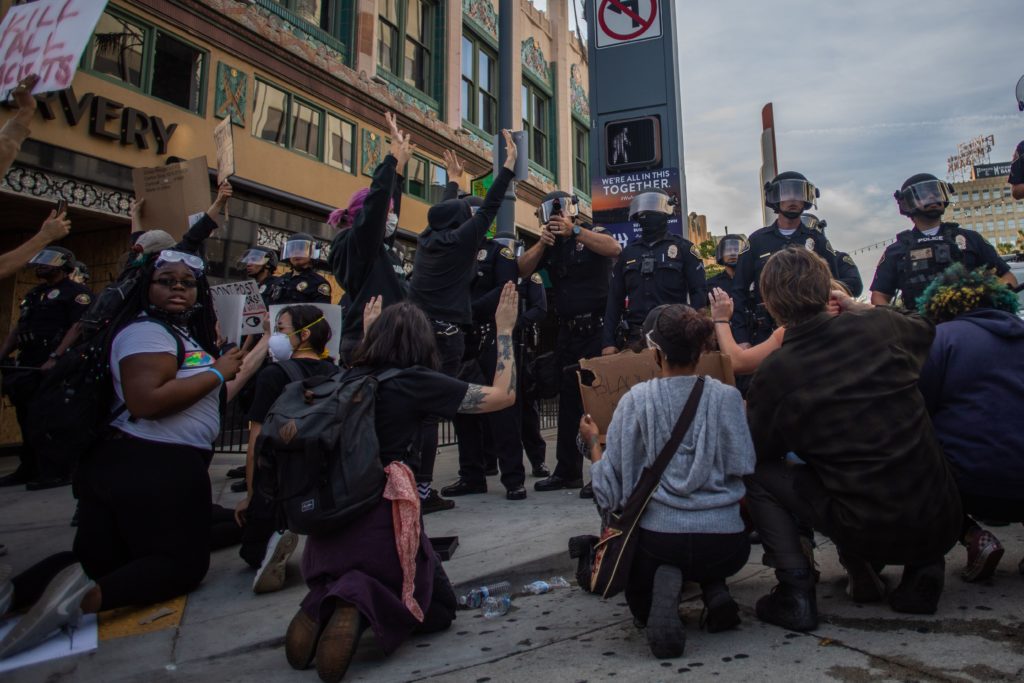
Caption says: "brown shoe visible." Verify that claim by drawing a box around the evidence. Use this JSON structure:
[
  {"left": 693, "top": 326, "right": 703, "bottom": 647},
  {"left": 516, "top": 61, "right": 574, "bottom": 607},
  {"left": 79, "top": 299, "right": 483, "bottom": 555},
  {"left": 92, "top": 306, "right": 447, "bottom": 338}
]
[
  {"left": 315, "top": 602, "right": 362, "bottom": 683},
  {"left": 285, "top": 608, "right": 321, "bottom": 670}
]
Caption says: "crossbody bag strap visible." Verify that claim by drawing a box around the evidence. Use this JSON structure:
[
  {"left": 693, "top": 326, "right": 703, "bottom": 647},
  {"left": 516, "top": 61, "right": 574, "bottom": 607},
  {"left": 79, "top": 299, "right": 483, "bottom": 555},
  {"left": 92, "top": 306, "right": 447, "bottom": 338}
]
[{"left": 629, "top": 376, "right": 705, "bottom": 504}]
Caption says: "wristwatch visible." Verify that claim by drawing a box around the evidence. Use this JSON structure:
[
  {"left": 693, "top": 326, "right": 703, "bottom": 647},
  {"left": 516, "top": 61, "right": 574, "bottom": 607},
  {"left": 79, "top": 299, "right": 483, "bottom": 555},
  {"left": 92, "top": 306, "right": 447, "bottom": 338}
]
[{"left": 572, "top": 225, "right": 582, "bottom": 237}]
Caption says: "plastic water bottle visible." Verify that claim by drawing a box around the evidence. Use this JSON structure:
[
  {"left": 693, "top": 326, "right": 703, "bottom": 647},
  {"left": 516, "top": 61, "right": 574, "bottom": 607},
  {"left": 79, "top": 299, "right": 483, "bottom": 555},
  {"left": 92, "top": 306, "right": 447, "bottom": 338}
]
[
  {"left": 521, "top": 576, "right": 571, "bottom": 595},
  {"left": 482, "top": 595, "right": 512, "bottom": 618},
  {"left": 458, "top": 581, "right": 511, "bottom": 609}
]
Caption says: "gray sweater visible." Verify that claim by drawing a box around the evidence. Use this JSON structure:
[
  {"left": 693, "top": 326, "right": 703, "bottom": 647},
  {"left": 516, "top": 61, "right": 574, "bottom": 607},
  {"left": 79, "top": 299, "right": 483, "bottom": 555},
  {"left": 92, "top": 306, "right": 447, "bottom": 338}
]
[{"left": 591, "top": 375, "right": 755, "bottom": 534}]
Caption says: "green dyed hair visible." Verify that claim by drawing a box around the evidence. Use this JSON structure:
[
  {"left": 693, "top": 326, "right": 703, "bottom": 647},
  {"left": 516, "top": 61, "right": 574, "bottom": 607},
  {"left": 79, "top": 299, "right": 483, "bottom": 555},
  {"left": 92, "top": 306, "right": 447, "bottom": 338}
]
[{"left": 916, "top": 263, "right": 1019, "bottom": 323}]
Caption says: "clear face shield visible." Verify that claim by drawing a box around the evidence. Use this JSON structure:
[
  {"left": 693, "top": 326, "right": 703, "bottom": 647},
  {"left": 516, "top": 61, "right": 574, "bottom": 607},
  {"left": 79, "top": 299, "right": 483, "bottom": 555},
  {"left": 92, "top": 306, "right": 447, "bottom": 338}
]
[
  {"left": 281, "top": 240, "right": 315, "bottom": 260},
  {"left": 765, "top": 179, "right": 819, "bottom": 208},
  {"left": 537, "top": 195, "right": 580, "bottom": 224},
  {"left": 628, "top": 192, "right": 675, "bottom": 221},
  {"left": 897, "top": 180, "right": 952, "bottom": 214},
  {"left": 238, "top": 249, "right": 271, "bottom": 267},
  {"left": 28, "top": 249, "right": 69, "bottom": 267},
  {"left": 719, "top": 238, "right": 742, "bottom": 265}
]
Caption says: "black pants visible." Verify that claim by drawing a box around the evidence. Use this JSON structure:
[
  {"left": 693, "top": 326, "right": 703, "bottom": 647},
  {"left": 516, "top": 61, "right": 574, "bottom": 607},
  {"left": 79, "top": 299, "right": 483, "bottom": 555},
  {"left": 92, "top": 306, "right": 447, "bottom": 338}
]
[
  {"left": 417, "top": 329, "right": 464, "bottom": 485},
  {"left": 452, "top": 340, "right": 526, "bottom": 491},
  {"left": 3, "top": 368, "right": 41, "bottom": 479},
  {"left": 240, "top": 483, "right": 279, "bottom": 568},
  {"left": 519, "top": 395, "right": 546, "bottom": 468},
  {"left": 553, "top": 319, "right": 603, "bottom": 482},
  {"left": 13, "top": 433, "right": 214, "bottom": 611},
  {"left": 626, "top": 529, "right": 750, "bottom": 625}
]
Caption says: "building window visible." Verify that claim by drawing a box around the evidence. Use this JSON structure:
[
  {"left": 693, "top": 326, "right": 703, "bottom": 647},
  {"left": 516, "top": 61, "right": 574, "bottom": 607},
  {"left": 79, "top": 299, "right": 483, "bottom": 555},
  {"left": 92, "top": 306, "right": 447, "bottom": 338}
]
[
  {"left": 972, "top": 191, "right": 980, "bottom": 201},
  {"left": 379, "top": 0, "right": 437, "bottom": 96},
  {"left": 405, "top": 156, "right": 447, "bottom": 203},
  {"left": 521, "top": 79, "right": 552, "bottom": 172},
  {"left": 270, "top": 0, "right": 337, "bottom": 33},
  {"left": 461, "top": 32, "right": 497, "bottom": 134},
  {"left": 982, "top": 189, "right": 991, "bottom": 200},
  {"left": 86, "top": 10, "right": 207, "bottom": 114},
  {"left": 573, "top": 119, "right": 589, "bottom": 192},
  {"left": 290, "top": 100, "right": 323, "bottom": 157},
  {"left": 326, "top": 115, "right": 356, "bottom": 173},
  {"left": 253, "top": 80, "right": 289, "bottom": 146}
]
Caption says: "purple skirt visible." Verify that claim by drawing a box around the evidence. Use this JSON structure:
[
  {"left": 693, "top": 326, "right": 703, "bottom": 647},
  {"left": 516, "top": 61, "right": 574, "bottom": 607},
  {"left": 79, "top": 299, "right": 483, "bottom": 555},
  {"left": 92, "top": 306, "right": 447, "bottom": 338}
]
[{"left": 300, "top": 497, "right": 438, "bottom": 654}]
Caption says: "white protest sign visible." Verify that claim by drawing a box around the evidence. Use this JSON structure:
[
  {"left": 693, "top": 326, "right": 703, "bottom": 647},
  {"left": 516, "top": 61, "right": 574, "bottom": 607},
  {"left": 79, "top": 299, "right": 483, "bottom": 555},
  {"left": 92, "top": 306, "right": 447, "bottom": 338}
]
[
  {"left": 211, "top": 280, "right": 268, "bottom": 336},
  {"left": 268, "top": 304, "right": 342, "bottom": 361},
  {"left": 0, "top": 0, "right": 110, "bottom": 96},
  {"left": 210, "top": 294, "right": 244, "bottom": 346},
  {"left": 213, "top": 116, "right": 235, "bottom": 186}
]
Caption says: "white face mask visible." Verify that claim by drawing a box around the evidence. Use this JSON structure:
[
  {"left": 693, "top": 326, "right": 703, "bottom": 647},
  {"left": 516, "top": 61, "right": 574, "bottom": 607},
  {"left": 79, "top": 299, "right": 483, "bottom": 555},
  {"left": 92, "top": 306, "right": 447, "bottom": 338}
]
[
  {"left": 268, "top": 332, "right": 294, "bottom": 362},
  {"left": 385, "top": 212, "right": 399, "bottom": 238}
]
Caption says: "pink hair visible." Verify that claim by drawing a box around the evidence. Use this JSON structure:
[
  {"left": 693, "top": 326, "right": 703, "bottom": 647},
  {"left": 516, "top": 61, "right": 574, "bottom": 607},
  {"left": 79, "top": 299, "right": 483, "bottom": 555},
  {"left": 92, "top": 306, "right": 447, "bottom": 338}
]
[{"left": 327, "top": 188, "right": 394, "bottom": 229}]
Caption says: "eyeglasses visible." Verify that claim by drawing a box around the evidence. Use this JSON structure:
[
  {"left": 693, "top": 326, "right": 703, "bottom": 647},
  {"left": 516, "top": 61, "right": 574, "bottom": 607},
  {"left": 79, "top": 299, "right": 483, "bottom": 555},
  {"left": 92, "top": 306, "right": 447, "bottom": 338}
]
[
  {"left": 154, "top": 250, "right": 205, "bottom": 275},
  {"left": 152, "top": 277, "right": 199, "bottom": 290}
]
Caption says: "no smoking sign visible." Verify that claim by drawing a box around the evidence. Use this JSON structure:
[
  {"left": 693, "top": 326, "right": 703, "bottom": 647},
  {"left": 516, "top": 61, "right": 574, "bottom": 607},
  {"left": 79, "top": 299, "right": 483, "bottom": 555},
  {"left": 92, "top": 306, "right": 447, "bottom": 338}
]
[{"left": 596, "top": 0, "right": 661, "bottom": 48}]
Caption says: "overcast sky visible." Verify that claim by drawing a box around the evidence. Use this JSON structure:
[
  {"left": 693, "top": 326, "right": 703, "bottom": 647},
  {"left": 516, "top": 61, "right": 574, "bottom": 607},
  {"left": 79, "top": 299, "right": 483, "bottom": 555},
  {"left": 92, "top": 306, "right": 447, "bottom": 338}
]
[{"left": 568, "top": 0, "right": 1024, "bottom": 285}]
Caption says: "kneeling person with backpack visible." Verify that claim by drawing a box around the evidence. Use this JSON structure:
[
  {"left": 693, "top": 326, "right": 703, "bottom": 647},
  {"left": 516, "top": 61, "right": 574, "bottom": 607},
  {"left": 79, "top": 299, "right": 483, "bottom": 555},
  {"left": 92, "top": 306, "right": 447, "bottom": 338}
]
[
  {"left": 263, "top": 284, "right": 519, "bottom": 683},
  {"left": 235, "top": 304, "right": 339, "bottom": 593}
]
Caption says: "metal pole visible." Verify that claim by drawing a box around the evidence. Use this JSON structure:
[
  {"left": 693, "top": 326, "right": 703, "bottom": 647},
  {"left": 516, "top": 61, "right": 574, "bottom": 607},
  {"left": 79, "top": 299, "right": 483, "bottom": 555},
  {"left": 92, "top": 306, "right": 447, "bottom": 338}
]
[{"left": 496, "top": 0, "right": 516, "bottom": 239}]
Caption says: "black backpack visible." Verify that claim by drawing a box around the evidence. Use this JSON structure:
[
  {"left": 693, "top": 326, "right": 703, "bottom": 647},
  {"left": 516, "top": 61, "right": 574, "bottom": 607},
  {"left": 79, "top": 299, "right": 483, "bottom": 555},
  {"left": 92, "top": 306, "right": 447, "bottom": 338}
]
[
  {"left": 256, "top": 367, "right": 400, "bottom": 536},
  {"left": 26, "top": 317, "right": 184, "bottom": 472}
]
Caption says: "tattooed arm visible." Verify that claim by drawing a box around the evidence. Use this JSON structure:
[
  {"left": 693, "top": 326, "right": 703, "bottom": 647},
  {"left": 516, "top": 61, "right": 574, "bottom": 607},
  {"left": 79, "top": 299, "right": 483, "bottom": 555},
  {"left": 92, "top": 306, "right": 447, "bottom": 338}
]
[{"left": 458, "top": 283, "right": 519, "bottom": 413}]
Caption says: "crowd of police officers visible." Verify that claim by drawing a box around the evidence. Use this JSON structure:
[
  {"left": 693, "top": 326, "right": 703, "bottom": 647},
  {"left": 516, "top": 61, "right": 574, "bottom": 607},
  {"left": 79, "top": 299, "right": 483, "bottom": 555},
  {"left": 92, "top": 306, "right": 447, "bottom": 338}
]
[{"left": 2, "top": 156, "right": 1018, "bottom": 507}]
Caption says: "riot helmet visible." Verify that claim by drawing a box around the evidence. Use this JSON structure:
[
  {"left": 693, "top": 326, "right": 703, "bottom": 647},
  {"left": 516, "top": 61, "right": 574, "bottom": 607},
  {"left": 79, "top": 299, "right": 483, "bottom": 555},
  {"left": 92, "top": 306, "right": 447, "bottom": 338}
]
[
  {"left": 894, "top": 173, "right": 953, "bottom": 218},
  {"left": 629, "top": 191, "right": 676, "bottom": 238},
  {"left": 765, "top": 171, "right": 819, "bottom": 217},
  {"left": 536, "top": 191, "right": 579, "bottom": 225},
  {"left": 800, "top": 214, "right": 828, "bottom": 232},
  {"left": 282, "top": 233, "right": 317, "bottom": 262},
  {"left": 715, "top": 234, "right": 748, "bottom": 267},
  {"left": 29, "top": 246, "right": 75, "bottom": 273},
  {"left": 239, "top": 246, "right": 279, "bottom": 272}
]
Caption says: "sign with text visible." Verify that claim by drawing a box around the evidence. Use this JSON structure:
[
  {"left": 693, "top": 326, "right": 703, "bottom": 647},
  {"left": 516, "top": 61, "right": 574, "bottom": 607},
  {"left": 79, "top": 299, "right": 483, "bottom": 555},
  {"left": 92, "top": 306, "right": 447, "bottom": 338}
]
[
  {"left": 131, "top": 157, "right": 210, "bottom": 239},
  {"left": 590, "top": 167, "right": 682, "bottom": 247},
  {"left": 213, "top": 117, "right": 235, "bottom": 186},
  {"left": 209, "top": 293, "right": 244, "bottom": 346},
  {"left": 0, "top": 0, "right": 109, "bottom": 96},
  {"left": 268, "top": 304, "right": 342, "bottom": 361},
  {"left": 211, "top": 280, "right": 267, "bottom": 337},
  {"left": 596, "top": 0, "right": 662, "bottom": 49}
]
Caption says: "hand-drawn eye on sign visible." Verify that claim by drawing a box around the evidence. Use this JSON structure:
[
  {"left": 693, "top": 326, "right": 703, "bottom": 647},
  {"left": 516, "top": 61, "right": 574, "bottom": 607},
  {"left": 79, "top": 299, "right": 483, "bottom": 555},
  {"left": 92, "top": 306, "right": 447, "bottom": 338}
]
[{"left": 596, "top": 0, "right": 662, "bottom": 49}]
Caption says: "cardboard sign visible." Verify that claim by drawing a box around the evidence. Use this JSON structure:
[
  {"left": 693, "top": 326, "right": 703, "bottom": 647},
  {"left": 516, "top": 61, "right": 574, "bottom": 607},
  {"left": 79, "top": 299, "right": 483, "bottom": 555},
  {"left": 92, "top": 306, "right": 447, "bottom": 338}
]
[
  {"left": 578, "top": 349, "right": 734, "bottom": 441},
  {"left": 0, "top": 0, "right": 109, "bottom": 96},
  {"left": 132, "top": 157, "right": 210, "bottom": 239},
  {"left": 213, "top": 117, "right": 235, "bottom": 186},
  {"left": 211, "top": 280, "right": 267, "bottom": 336},
  {"left": 210, "top": 293, "right": 244, "bottom": 346},
  {"left": 268, "top": 303, "right": 342, "bottom": 360}
]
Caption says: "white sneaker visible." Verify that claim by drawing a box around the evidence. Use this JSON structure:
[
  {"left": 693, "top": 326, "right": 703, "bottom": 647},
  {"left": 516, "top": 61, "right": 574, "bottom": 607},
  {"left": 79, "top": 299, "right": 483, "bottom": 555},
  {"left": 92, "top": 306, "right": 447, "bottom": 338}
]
[
  {"left": 0, "top": 563, "right": 94, "bottom": 660},
  {"left": 253, "top": 531, "right": 298, "bottom": 594}
]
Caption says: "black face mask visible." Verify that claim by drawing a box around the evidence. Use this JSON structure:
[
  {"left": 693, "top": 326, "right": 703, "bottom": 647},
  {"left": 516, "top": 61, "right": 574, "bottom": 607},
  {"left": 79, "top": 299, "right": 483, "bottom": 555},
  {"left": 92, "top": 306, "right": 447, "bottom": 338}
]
[
  {"left": 780, "top": 209, "right": 803, "bottom": 220},
  {"left": 639, "top": 213, "right": 668, "bottom": 238},
  {"left": 147, "top": 302, "right": 199, "bottom": 327},
  {"left": 920, "top": 209, "right": 945, "bottom": 221}
]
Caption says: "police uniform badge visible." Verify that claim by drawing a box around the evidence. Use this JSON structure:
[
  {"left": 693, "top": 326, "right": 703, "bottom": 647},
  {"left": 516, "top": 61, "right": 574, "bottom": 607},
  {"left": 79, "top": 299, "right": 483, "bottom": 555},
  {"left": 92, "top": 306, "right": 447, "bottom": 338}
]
[
  {"left": 258, "top": 284, "right": 266, "bottom": 294},
  {"left": 296, "top": 281, "right": 308, "bottom": 292},
  {"left": 530, "top": 272, "right": 542, "bottom": 284},
  {"left": 804, "top": 238, "right": 815, "bottom": 251},
  {"left": 500, "top": 247, "right": 514, "bottom": 260},
  {"left": 75, "top": 293, "right": 91, "bottom": 305},
  {"left": 689, "top": 244, "right": 700, "bottom": 259},
  {"left": 576, "top": 241, "right": 584, "bottom": 252},
  {"left": 317, "top": 283, "right": 331, "bottom": 296},
  {"left": 843, "top": 254, "right": 855, "bottom": 266},
  {"left": 955, "top": 235, "right": 967, "bottom": 251},
  {"left": 47, "top": 289, "right": 60, "bottom": 300},
  {"left": 477, "top": 249, "right": 487, "bottom": 261},
  {"left": 667, "top": 244, "right": 679, "bottom": 259}
]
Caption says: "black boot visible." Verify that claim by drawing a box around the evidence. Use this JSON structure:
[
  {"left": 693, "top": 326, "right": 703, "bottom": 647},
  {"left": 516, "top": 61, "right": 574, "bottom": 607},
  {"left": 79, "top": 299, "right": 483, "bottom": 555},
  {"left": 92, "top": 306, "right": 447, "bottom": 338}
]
[
  {"left": 700, "top": 581, "right": 740, "bottom": 633},
  {"left": 889, "top": 559, "right": 944, "bottom": 615},
  {"left": 755, "top": 569, "right": 818, "bottom": 631},
  {"left": 647, "top": 565, "right": 685, "bottom": 658}
]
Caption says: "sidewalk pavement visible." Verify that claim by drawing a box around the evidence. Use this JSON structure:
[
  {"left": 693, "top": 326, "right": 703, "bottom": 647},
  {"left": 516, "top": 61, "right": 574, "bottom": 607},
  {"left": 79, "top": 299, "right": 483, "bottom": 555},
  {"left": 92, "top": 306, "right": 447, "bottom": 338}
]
[{"left": 1, "top": 434, "right": 1023, "bottom": 682}]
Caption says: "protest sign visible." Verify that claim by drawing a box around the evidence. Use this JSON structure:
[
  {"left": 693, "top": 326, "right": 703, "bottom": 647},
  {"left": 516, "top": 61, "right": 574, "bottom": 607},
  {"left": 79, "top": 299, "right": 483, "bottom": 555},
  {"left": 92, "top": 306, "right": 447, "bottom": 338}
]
[
  {"left": 577, "top": 349, "right": 734, "bottom": 442},
  {"left": 132, "top": 157, "right": 210, "bottom": 238},
  {"left": 0, "top": 0, "right": 109, "bottom": 96},
  {"left": 268, "top": 303, "right": 342, "bottom": 360},
  {"left": 210, "top": 293, "right": 244, "bottom": 346},
  {"left": 211, "top": 280, "right": 267, "bottom": 337},
  {"left": 213, "top": 117, "right": 235, "bottom": 186}
]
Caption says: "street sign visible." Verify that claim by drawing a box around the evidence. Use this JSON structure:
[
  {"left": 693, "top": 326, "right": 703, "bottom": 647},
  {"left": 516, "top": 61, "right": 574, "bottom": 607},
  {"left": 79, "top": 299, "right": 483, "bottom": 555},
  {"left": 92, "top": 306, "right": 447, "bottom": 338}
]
[
  {"left": 596, "top": 0, "right": 662, "bottom": 49},
  {"left": 605, "top": 116, "right": 661, "bottom": 173}
]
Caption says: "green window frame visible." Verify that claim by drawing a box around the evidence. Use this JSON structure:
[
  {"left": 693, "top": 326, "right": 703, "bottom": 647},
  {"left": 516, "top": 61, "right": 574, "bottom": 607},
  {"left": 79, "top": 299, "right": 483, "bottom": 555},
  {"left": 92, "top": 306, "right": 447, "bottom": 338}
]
[
  {"left": 522, "top": 77, "right": 554, "bottom": 174},
  {"left": 83, "top": 8, "right": 208, "bottom": 115},
  {"left": 255, "top": 0, "right": 355, "bottom": 61},
  {"left": 325, "top": 114, "right": 357, "bottom": 174},
  {"left": 252, "top": 79, "right": 325, "bottom": 160},
  {"left": 378, "top": 0, "right": 440, "bottom": 100},
  {"left": 461, "top": 30, "right": 498, "bottom": 136},
  {"left": 572, "top": 118, "right": 590, "bottom": 196},
  {"left": 405, "top": 156, "right": 448, "bottom": 203}
]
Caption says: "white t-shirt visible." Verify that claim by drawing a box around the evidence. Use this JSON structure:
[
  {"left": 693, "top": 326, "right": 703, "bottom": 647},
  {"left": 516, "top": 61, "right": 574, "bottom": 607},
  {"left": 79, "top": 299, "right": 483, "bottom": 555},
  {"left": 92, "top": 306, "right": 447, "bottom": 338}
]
[{"left": 110, "top": 316, "right": 221, "bottom": 449}]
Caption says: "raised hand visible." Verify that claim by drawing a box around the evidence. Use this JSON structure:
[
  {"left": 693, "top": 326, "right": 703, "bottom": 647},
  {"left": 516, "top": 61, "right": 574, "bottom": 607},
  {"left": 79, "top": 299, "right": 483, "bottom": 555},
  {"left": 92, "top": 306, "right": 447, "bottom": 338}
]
[
  {"left": 444, "top": 149, "right": 465, "bottom": 180},
  {"left": 709, "top": 287, "right": 734, "bottom": 320},
  {"left": 11, "top": 74, "right": 38, "bottom": 113},
  {"left": 502, "top": 129, "right": 518, "bottom": 171},
  {"left": 362, "top": 295, "right": 383, "bottom": 333},
  {"left": 494, "top": 281, "right": 519, "bottom": 333}
]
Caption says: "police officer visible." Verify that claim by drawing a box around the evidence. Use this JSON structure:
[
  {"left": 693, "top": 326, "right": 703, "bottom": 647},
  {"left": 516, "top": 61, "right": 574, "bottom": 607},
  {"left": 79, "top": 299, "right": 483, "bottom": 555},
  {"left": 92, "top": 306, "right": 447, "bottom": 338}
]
[
  {"left": 517, "top": 191, "right": 621, "bottom": 494},
  {"left": 238, "top": 245, "right": 281, "bottom": 307},
  {"left": 602, "top": 191, "right": 706, "bottom": 353},
  {"left": 871, "top": 173, "right": 1017, "bottom": 308},
  {"left": 0, "top": 246, "right": 92, "bottom": 488},
  {"left": 266, "top": 233, "right": 332, "bottom": 305},
  {"left": 516, "top": 270, "right": 550, "bottom": 479},
  {"left": 705, "top": 234, "right": 748, "bottom": 294},
  {"left": 731, "top": 171, "right": 840, "bottom": 345},
  {"left": 1009, "top": 140, "right": 1024, "bottom": 201},
  {"left": 69, "top": 260, "right": 90, "bottom": 286},
  {"left": 802, "top": 214, "right": 863, "bottom": 296},
  {"left": 442, "top": 232, "right": 527, "bottom": 500}
]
